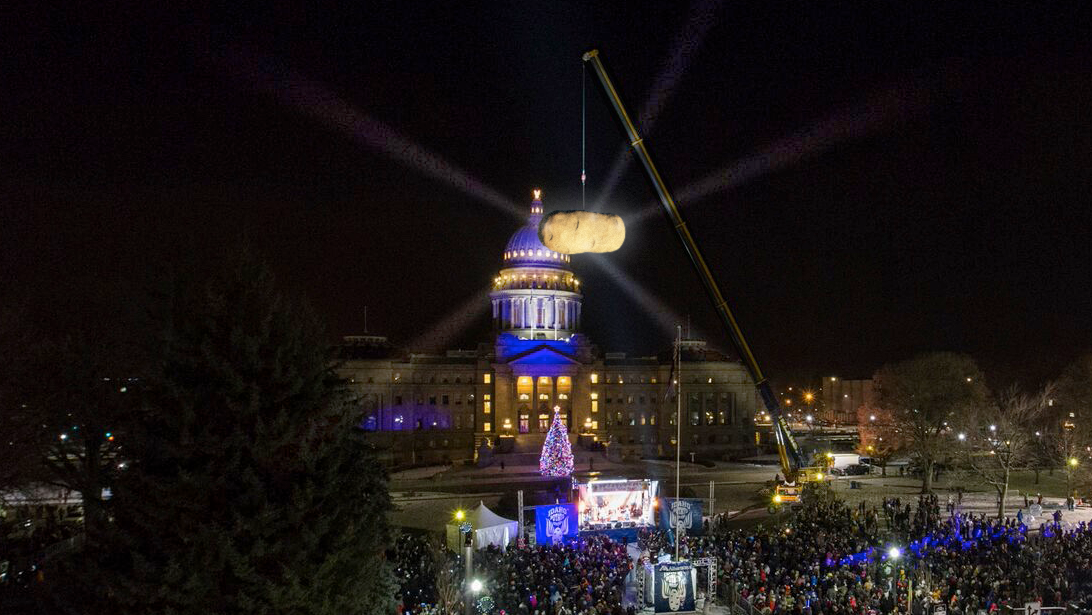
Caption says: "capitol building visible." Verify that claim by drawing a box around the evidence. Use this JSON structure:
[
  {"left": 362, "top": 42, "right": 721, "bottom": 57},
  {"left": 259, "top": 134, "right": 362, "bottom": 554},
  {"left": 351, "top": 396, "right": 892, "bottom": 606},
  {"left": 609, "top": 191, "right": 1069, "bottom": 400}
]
[{"left": 337, "top": 191, "right": 759, "bottom": 465}]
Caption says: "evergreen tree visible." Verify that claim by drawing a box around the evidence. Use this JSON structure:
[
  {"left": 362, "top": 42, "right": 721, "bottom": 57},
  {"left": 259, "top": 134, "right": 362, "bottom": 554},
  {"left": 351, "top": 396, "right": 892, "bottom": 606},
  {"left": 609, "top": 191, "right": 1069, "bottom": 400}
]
[
  {"left": 66, "top": 253, "right": 395, "bottom": 614},
  {"left": 539, "top": 407, "right": 574, "bottom": 477}
]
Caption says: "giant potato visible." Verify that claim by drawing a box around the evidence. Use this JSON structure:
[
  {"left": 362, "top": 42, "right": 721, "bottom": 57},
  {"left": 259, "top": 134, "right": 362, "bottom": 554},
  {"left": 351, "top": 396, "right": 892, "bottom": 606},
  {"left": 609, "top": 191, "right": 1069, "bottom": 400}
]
[{"left": 538, "top": 210, "right": 625, "bottom": 254}]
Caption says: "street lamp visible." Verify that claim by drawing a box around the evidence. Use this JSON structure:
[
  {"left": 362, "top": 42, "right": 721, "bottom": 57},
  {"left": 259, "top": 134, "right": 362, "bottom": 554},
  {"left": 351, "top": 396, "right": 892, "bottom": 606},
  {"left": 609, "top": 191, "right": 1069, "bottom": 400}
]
[
  {"left": 454, "top": 509, "right": 465, "bottom": 521},
  {"left": 470, "top": 579, "right": 482, "bottom": 593},
  {"left": 957, "top": 433, "right": 966, "bottom": 441},
  {"left": 888, "top": 546, "right": 901, "bottom": 560}
]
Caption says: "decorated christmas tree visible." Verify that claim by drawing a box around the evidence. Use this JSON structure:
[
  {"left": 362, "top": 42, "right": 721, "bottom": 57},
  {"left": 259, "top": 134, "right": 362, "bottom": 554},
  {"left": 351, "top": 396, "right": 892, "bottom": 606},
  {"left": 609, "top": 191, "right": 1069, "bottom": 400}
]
[{"left": 539, "top": 406, "right": 574, "bottom": 476}]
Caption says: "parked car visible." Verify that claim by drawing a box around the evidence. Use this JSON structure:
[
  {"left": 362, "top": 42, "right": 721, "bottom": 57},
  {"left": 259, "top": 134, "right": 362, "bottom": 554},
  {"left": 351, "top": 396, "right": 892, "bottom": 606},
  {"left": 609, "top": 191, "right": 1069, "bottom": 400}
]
[{"left": 844, "top": 464, "right": 871, "bottom": 476}]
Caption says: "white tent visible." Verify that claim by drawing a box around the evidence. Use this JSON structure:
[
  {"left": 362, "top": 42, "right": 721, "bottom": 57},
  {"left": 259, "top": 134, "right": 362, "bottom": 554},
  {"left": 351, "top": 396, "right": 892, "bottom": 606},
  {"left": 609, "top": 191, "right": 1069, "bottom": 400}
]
[{"left": 445, "top": 501, "right": 518, "bottom": 551}]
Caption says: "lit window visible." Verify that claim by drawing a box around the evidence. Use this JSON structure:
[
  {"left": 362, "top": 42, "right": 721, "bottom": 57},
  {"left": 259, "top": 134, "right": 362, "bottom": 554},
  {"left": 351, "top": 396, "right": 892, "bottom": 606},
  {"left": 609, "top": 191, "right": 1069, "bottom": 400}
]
[
  {"left": 539, "top": 393, "right": 549, "bottom": 400},
  {"left": 484, "top": 401, "right": 491, "bottom": 414},
  {"left": 651, "top": 414, "right": 656, "bottom": 425},
  {"left": 618, "top": 375, "right": 624, "bottom": 384},
  {"left": 591, "top": 373, "right": 599, "bottom": 384},
  {"left": 591, "top": 420, "right": 598, "bottom": 429},
  {"left": 520, "top": 250, "right": 525, "bottom": 256},
  {"left": 484, "top": 422, "right": 492, "bottom": 432},
  {"left": 640, "top": 414, "right": 646, "bottom": 425},
  {"left": 536, "top": 249, "right": 542, "bottom": 256},
  {"left": 519, "top": 393, "right": 529, "bottom": 401},
  {"left": 651, "top": 378, "right": 657, "bottom": 384},
  {"left": 590, "top": 393, "right": 598, "bottom": 400},
  {"left": 483, "top": 373, "right": 491, "bottom": 384}
]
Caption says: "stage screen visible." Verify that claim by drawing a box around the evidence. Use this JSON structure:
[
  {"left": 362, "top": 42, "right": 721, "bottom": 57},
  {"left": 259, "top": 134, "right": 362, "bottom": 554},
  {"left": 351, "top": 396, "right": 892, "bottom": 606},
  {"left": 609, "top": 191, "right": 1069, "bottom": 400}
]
[{"left": 577, "top": 479, "right": 658, "bottom": 530}]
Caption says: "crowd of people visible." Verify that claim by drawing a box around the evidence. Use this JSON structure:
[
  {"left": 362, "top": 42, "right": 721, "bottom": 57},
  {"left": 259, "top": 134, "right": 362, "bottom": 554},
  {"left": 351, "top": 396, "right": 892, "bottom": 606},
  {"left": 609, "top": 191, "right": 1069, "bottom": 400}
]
[
  {"left": 474, "top": 534, "right": 631, "bottom": 614},
  {"left": 390, "top": 486, "right": 1092, "bottom": 615},
  {"left": 392, "top": 533, "right": 631, "bottom": 615}
]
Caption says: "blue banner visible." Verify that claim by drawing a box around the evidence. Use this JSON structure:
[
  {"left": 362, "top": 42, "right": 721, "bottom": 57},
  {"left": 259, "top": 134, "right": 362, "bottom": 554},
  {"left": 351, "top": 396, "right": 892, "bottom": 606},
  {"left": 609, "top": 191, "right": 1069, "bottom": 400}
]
[
  {"left": 654, "top": 561, "right": 695, "bottom": 613},
  {"left": 659, "top": 498, "right": 703, "bottom": 534},
  {"left": 534, "top": 503, "right": 578, "bottom": 544}
]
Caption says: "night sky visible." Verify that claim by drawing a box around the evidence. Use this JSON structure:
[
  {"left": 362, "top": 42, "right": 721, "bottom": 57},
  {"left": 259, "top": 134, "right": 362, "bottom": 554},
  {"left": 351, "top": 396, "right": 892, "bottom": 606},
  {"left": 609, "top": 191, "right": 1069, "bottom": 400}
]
[{"left": 3, "top": 3, "right": 1090, "bottom": 388}]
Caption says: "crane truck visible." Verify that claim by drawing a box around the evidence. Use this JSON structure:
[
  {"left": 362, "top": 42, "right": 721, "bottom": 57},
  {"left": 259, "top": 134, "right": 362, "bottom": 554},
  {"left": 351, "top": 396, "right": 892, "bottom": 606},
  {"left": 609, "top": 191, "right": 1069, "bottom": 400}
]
[{"left": 582, "top": 50, "right": 825, "bottom": 513}]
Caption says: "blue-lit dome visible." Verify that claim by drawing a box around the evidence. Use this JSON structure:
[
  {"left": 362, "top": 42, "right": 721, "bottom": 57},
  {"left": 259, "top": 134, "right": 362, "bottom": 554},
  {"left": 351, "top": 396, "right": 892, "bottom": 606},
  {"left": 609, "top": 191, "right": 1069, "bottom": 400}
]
[{"left": 502, "top": 190, "right": 572, "bottom": 270}]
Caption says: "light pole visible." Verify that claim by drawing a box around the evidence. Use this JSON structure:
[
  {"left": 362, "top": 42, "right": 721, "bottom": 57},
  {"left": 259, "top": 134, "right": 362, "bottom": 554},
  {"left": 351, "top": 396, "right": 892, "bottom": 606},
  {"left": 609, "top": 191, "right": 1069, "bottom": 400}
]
[{"left": 1068, "top": 457, "right": 1079, "bottom": 498}]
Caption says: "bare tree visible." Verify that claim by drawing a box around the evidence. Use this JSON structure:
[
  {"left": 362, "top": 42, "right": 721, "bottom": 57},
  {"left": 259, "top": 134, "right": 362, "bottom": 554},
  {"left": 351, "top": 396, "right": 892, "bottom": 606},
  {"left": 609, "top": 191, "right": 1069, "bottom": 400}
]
[
  {"left": 955, "top": 385, "right": 1051, "bottom": 519},
  {"left": 428, "top": 535, "right": 462, "bottom": 615},
  {"left": 856, "top": 404, "right": 903, "bottom": 476},
  {"left": 1053, "top": 355, "right": 1092, "bottom": 497},
  {"left": 876, "top": 352, "right": 988, "bottom": 493}
]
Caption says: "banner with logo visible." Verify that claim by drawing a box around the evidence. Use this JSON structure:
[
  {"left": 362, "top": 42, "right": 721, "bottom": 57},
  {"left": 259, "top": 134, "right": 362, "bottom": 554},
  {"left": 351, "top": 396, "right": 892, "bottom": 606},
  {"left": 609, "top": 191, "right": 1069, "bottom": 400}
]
[
  {"left": 659, "top": 498, "right": 703, "bottom": 535},
  {"left": 534, "top": 503, "right": 578, "bottom": 544},
  {"left": 654, "top": 561, "right": 695, "bottom": 613}
]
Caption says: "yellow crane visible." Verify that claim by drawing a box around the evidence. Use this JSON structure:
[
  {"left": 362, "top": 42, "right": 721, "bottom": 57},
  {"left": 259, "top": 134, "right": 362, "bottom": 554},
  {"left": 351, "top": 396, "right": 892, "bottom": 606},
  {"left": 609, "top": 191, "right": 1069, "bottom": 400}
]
[{"left": 582, "top": 50, "right": 825, "bottom": 511}]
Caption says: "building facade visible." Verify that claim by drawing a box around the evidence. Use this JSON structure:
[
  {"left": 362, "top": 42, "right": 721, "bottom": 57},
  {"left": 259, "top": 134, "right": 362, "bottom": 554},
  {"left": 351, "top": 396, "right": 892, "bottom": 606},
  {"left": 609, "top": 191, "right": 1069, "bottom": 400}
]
[
  {"left": 336, "top": 191, "right": 759, "bottom": 465},
  {"left": 819, "top": 377, "right": 875, "bottom": 425}
]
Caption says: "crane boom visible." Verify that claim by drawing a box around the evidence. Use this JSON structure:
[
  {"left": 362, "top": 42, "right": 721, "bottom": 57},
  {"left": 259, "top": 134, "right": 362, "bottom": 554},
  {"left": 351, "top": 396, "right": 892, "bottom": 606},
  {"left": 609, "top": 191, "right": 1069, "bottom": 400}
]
[{"left": 582, "top": 49, "right": 808, "bottom": 479}]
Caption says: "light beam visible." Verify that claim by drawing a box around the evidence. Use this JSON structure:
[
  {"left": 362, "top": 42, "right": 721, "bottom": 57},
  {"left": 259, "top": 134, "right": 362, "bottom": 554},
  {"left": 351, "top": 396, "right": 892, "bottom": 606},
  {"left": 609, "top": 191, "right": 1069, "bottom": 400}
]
[
  {"left": 627, "top": 77, "right": 934, "bottom": 224},
  {"left": 584, "top": 254, "right": 692, "bottom": 340},
  {"left": 223, "top": 48, "right": 524, "bottom": 220},
  {"left": 593, "top": 0, "right": 725, "bottom": 211},
  {"left": 403, "top": 286, "right": 494, "bottom": 353}
]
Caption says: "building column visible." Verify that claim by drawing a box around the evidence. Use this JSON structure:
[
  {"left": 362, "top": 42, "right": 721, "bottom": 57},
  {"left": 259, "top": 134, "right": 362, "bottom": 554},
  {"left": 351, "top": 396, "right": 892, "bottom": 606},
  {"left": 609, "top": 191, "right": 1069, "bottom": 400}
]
[
  {"left": 532, "top": 378, "right": 538, "bottom": 418},
  {"left": 552, "top": 378, "right": 560, "bottom": 429}
]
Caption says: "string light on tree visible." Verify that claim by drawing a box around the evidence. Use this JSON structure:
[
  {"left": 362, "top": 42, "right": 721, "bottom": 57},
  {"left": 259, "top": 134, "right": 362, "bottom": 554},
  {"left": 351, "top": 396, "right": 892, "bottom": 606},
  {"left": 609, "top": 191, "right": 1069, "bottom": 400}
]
[{"left": 539, "top": 405, "right": 574, "bottom": 477}]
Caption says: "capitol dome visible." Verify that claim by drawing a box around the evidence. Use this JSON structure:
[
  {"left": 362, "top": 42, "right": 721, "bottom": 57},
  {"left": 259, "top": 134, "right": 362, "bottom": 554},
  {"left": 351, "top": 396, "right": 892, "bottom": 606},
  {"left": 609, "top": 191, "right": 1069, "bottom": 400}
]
[
  {"left": 501, "top": 189, "right": 572, "bottom": 270},
  {"left": 490, "top": 189, "right": 583, "bottom": 342}
]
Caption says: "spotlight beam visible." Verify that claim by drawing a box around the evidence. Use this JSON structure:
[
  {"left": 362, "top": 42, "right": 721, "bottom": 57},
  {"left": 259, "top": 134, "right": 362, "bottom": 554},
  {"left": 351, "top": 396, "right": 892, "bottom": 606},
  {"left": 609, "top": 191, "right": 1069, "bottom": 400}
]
[
  {"left": 627, "top": 77, "right": 935, "bottom": 224},
  {"left": 584, "top": 254, "right": 692, "bottom": 340},
  {"left": 593, "top": 0, "right": 724, "bottom": 210},
  {"left": 223, "top": 49, "right": 524, "bottom": 221},
  {"left": 404, "top": 286, "right": 493, "bottom": 353}
]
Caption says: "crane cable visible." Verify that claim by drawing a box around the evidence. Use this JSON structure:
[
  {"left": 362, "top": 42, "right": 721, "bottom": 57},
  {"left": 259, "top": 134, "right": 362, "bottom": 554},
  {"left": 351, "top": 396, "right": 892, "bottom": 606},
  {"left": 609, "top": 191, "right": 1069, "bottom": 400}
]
[{"left": 581, "top": 61, "right": 587, "bottom": 209}]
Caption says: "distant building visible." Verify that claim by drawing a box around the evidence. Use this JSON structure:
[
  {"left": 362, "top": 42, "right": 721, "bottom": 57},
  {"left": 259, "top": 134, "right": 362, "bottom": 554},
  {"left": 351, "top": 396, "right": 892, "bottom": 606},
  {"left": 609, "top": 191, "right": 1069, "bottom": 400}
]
[
  {"left": 819, "top": 377, "right": 875, "bottom": 425},
  {"left": 335, "top": 191, "right": 759, "bottom": 466}
]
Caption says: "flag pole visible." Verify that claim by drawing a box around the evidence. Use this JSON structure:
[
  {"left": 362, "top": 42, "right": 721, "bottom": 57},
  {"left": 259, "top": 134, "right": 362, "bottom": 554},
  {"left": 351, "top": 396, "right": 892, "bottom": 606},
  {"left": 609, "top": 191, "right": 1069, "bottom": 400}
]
[{"left": 675, "top": 324, "right": 682, "bottom": 561}]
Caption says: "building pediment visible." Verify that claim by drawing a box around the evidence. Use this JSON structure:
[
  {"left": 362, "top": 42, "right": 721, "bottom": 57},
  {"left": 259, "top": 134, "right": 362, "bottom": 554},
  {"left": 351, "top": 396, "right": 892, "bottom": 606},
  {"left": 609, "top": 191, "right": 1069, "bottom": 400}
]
[{"left": 505, "top": 345, "right": 582, "bottom": 366}]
